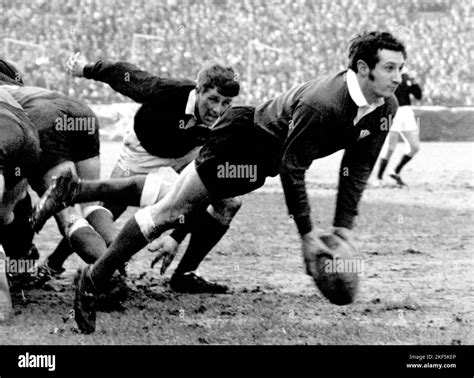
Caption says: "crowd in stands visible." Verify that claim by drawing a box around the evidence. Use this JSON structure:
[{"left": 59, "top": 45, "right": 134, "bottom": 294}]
[{"left": 1, "top": 0, "right": 472, "bottom": 106}]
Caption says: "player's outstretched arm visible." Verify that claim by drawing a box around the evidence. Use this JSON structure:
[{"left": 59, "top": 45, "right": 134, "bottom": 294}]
[{"left": 66, "top": 54, "right": 194, "bottom": 104}]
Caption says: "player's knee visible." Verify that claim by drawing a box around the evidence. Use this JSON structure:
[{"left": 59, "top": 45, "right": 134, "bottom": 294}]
[
  {"left": 83, "top": 205, "right": 116, "bottom": 245},
  {"left": 410, "top": 143, "right": 420, "bottom": 156},
  {"left": 136, "top": 202, "right": 185, "bottom": 241},
  {"left": 208, "top": 197, "right": 242, "bottom": 225},
  {"left": 385, "top": 147, "right": 395, "bottom": 158},
  {"left": 65, "top": 216, "right": 94, "bottom": 239}
]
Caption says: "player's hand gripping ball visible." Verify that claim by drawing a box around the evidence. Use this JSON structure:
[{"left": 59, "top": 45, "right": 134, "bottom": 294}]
[{"left": 306, "top": 230, "right": 360, "bottom": 305}]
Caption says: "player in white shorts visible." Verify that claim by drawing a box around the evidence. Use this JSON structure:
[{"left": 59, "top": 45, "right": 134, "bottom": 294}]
[{"left": 375, "top": 70, "right": 422, "bottom": 186}]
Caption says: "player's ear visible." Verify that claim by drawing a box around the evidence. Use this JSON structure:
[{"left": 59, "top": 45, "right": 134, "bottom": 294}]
[{"left": 356, "top": 59, "right": 370, "bottom": 78}]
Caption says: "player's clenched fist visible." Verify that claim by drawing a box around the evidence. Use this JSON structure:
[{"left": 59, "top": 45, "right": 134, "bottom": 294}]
[{"left": 65, "top": 52, "right": 87, "bottom": 77}]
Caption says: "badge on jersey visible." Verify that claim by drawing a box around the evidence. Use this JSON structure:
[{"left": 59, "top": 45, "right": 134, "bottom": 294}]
[{"left": 358, "top": 129, "right": 371, "bottom": 140}]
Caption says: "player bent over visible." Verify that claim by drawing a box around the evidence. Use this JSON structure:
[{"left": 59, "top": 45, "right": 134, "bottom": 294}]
[
  {"left": 32, "top": 56, "right": 241, "bottom": 293},
  {"left": 0, "top": 88, "right": 40, "bottom": 318},
  {"left": 70, "top": 31, "right": 406, "bottom": 333}
]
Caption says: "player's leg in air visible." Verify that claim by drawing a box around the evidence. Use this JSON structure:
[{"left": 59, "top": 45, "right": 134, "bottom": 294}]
[
  {"left": 31, "top": 158, "right": 181, "bottom": 232},
  {"left": 31, "top": 162, "right": 108, "bottom": 278}
]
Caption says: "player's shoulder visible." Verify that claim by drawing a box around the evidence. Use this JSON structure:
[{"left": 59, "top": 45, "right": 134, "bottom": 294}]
[
  {"left": 298, "top": 71, "right": 348, "bottom": 111},
  {"left": 149, "top": 77, "right": 196, "bottom": 102}
]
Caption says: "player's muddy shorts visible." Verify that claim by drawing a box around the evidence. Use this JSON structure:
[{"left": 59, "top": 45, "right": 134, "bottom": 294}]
[
  {"left": 114, "top": 129, "right": 200, "bottom": 176},
  {"left": 195, "top": 106, "right": 282, "bottom": 199}
]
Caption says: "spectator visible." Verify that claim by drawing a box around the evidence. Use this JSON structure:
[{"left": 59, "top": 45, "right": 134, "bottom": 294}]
[{"left": 1, "top": 0, "right": 471, "bottom": 105}]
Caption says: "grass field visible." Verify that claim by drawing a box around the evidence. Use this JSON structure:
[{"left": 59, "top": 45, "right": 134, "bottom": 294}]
[{"left": 1, "top": 141, "right": 473, "bottom": 345}]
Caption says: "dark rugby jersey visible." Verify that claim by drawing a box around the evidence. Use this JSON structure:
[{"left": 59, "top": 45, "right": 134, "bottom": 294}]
[
  {"left": 0, "top": 98, "right": 40, "bottom": 188},
  {"left": 83, "top": 61, "right": 211, "bottom": 158},
  {"left": 1, "top": 85, "right": 100, "bottom": 175},
  {"left": 255, "top": 71, "right": 398, "bottom": 233}
]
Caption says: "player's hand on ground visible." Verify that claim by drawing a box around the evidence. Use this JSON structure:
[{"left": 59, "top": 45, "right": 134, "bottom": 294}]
[
  {"left": 148, "top": 234, "right": 179, "bottom": 275},
  {"left": 301, "top": 231, "right": 332, "bottom": 277},
  {"left": 65, "top": 52, "right": 87, "bottom": 77}
]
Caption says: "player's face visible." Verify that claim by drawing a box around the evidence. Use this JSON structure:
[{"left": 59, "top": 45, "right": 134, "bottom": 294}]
[
  {"left": 367, "top": 49, "right": 405, "bottom": 99},
  {"left": 196, "top": 87, "right": 233, "bottom": 126},
  {"left": 0, "top": 179, "right": 27, "bottom": 225}
]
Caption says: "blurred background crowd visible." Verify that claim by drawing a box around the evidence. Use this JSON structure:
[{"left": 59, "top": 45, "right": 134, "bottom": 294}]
[{"left": 1, "top": 0, "right": 472, "bottom": 105}]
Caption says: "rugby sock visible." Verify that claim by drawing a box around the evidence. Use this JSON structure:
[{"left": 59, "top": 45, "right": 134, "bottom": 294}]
[
  {"left": 84, "top": 206, "right": 117, "bottom": 246},
  {"left": 174, "top": 211, "right": 229, "bottom": 275},
  {"left": 377, "top": 158, "right": 389, "bottom": 179},
  {"left": 169, "top": 209, "right": 205, "bottom": 244},
  {"left": 67, "top": 221, "right": 107, "bottom": 264},
  {"left": 169, "top": 225, "right": 189, "bottom": 244},
  {"left": 90, "top": 216, "right": 147, "bottom": 292},
  {"left": 394, "top": 154, "right": 412, "bottom": 174},
  {"left": 74, "top": 176, "right": 146, "bottom": 206},
  {"left": 47, "top": 238, "right": 74, "bottom": 271}
]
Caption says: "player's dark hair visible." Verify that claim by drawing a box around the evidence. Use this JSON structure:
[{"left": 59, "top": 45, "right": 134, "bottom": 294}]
[
  {"left": 348, "top": 31, "right": 407, "bottom": 72},
  {"left": 196, "top": 64, "right": 240, "bottom": 97}
]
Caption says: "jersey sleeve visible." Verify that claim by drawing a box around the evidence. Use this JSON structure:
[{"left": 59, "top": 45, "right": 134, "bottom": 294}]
[
  {"left": 83, "top": 60, "right": 194, "bottom": 103},
  {"left": 280, "top": 101, "right": 325, "bottom": 236}
]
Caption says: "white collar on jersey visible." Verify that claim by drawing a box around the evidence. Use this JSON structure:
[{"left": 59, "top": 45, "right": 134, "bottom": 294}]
[
  {"left": 185, "top": 89, "right": 197, "bottom": 117},
  {"left": 346, "top": 69, "right": 385, "bottom": 108}
]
